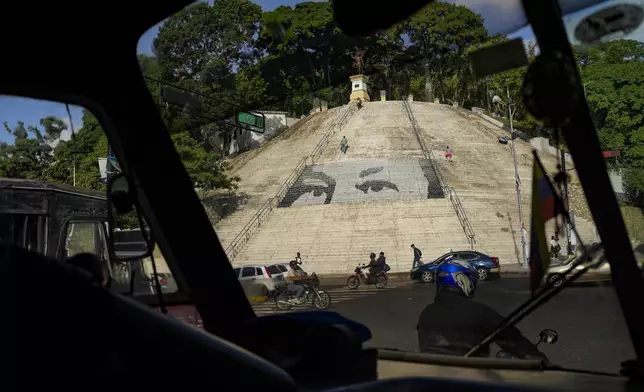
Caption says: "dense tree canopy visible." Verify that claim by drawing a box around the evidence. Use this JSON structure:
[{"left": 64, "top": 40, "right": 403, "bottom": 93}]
[{"left": 2, "top": 0, "right": 643, "bottom": 208}]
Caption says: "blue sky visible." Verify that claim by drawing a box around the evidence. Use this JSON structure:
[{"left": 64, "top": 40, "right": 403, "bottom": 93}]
[{"left": 1, "top": 0, "right": 638, "bottom": 145}]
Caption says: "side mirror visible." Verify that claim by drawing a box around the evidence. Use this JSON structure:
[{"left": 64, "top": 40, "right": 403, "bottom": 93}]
[
  {"left": 106, "top": 173, "right": 154, "bottom": 263},
  {"left": 536, "top": 329, "right": 558, "bottom": 346}
]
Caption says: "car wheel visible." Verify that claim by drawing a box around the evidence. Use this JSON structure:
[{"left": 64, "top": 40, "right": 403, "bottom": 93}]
[
  {"left": 421, "top": 271, "right": 434, "bottom": 283},
  {"left": 547, "top": 273, "right": 564, "bottom": 287},
  {"left": 477, "top": 268, "right": 489, "bottom": 281}
]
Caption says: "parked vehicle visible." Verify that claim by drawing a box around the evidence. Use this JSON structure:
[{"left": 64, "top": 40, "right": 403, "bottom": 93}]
[
  {"left": 233, "top": 264, "right": 286, "bottom": 295},
  {"left": 274, "top": 274, "right": 330, "bottom": 310},
  {"left": 410, "top": 250, "right": 501, "bottom": 283},
  {"left": 347, "top": 265, "right": 388, "bottom": 289},
  {"left": 543, "top": 243, "right": 644, "bottom": 287}
]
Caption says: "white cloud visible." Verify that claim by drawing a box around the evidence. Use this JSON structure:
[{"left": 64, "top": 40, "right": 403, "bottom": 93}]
[{"left": 47, "top": 115, "right": 78, "bottom": 149}]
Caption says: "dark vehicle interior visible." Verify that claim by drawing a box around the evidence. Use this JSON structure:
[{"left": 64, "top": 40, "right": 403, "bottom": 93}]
[{"left": 2, "top": 0, "right": 644, "bottom": 390}]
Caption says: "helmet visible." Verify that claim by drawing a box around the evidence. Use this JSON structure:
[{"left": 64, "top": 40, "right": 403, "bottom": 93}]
[
  {"left": 289, "top": 260, "right": 298, "bottom": 268},
  {"left": 436, "top": 259, "right": 478, "bottom": 298},
  {"left": 370, "top": 253, "right": 376, "bottom": 259}
]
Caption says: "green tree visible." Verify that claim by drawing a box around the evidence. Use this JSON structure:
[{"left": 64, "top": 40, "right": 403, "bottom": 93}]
[
  {"left": 153, "top": 0, "right": 262, "bottom": 81},
  {"left": 46, "top": 110, "right": 107, "bottom": 190},
  {"left": 171, "top": 132, "right": 239, "bottom": 199},
  {"left": 0, "top": 120, "right": 54, "bottom": 179},
  {"left": 404, "top": 2, "right": 488, "bottom": 102},
  {"left": 574, "top": 40, "right": 644, "bottom": 206}
]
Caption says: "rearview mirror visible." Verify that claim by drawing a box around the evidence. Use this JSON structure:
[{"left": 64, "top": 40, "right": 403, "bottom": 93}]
[
  {"left": 106, "top": 173, "right": 154, "bottom": 262},
  {"left": 536, "top": 329, "right": 558, "bottom": 346}
]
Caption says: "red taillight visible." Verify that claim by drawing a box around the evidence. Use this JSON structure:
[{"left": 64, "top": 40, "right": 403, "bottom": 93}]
[
  {"left": 265, "top": 267, "right": 271, "bottom": 278},
  {"left": 491, "top": 257, "right": 499, "bottom": 264}
]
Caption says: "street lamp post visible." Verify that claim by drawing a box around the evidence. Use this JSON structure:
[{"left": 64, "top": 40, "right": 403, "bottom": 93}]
[
  {"left": 506, "top": 83, "right": 527, "bottom": 267},
  {"left": 69, "top": 149, "right": 89, "bottom": 187}
]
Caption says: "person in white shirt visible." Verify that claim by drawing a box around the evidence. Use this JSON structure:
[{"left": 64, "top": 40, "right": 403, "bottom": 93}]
[
  {"left": 295, "top": 252, "right": 302, "bottom": 265},
  {"left": 569, "top": 231, "right": 578, "bottom": 255}
]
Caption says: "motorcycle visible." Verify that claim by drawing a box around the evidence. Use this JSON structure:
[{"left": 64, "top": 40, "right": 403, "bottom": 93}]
[
  {"left": 496, "top": 328, "right": 557, "bottom": 361},
  {"left": 274, "top": 273, "right": 331, "bottom": 311},
  {"left": 347, "top": 265, "right": 388, "bottom": 289}
]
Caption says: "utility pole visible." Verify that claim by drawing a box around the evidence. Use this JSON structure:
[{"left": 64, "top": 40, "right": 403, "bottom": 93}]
[
  {"left": 507, "top": 82, "right": 527, "bottom": 267},
  {"left": 69, "top": 149, "right": 89, "bottom": 187}
]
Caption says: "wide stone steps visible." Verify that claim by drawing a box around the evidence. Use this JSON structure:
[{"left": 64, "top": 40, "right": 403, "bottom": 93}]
[
  {"left": 232, "top": 198, "right": 473, "bottom": 274},
  {"left": 408, "top": 102, "right": 597, "bottom": 264},
  {"left": 317, "top": 101, "right": 425, "bottom": 163},
  {"left": 212, "top": 107, "right": 346, "bottom": 247}
]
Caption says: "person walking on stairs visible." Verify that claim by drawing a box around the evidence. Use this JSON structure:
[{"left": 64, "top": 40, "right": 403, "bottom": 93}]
[
  {"left": 340, "top": 136, "right": 349, "bottom": 154},
  {"left": 445, "top": 146, "right": 453, "bottom": 162},
  {"left": 411, "top": 244, "right": 423, "bottom": 268}
]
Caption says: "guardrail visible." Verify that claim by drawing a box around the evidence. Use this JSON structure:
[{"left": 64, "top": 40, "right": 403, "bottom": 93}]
[
  {"left": 400, "top": 98, "right": 447, "bottom": 192},
  {"left": 225, "top": 102, "right": 358, "bottom": 261},
  {"left": 401, "top": 98, "right": 477, "bottom": 250},
  {"left": 310, "top": 101, "right": 357, "bottom": 163}
]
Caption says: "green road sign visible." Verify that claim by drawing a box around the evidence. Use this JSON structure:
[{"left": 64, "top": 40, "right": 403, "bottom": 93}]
[{"left": 237, "top": 111, "right": 265, "bottom": 131}]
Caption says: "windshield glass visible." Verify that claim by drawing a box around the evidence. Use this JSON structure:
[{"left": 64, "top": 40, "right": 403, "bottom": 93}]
[
  {"left": 129, "top": 0, "right": 644, "bottom": 373},
  {"left": 0, "top": 97, "right": 179, "bottom": 299},
  {"left": 2, "top": 0, "right": 640, "bottom": 373}
]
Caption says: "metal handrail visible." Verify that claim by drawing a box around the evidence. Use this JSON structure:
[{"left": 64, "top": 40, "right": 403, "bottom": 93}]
[
  {"left": 310, "top": 101, "right": 357, "bottom": 163},
  {"left": 224, "top": 197, "right": 275, "bottom": 260},
  {"left": 275, "top": 156, "right": 309, "bottom": 204},
  {"left": 401, "top": 99, "right": 447, "bottom": 191},
  {"left": 401, "top": 98, "right": 477, "bottom": 250},
  {"left": 446, "top": 186, "right": 476, "bottom": 249},
  {"left": 224, "top": 102, "right": 358, "bottom": 261}
]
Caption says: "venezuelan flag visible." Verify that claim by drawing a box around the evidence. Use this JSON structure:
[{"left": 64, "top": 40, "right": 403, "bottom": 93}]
[{"left": 529, "top": 151, "right": 563, "bottom": 294}]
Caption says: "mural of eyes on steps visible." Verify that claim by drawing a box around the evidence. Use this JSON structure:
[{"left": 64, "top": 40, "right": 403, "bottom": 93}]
[{"left": 278, "top": 158, "right": 444, "bottom": 207}]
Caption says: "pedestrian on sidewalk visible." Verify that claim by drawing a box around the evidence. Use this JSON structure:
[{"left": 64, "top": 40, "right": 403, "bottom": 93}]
[
  {"left": 445, "top": 146, "right": 453, "bottom": 162},
  {"left": 569, "top": 231, "right": 578, "bottom": 255},
  {"left": 295, "top": 251, "right": 302, "bottom": 265},
  {"left": 411, "top": 244, "right": 423, "bottom": 268},
  {"left": 550, "top": 236, "right": 560, "bottom": 259},
  {"left": 340, "top": 136, "right": 349, "bottom": 154}
]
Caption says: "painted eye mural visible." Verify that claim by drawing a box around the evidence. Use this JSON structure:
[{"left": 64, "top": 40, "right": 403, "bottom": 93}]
[{"left": 278, "top": 158, "right": 443, "bottom": 207}]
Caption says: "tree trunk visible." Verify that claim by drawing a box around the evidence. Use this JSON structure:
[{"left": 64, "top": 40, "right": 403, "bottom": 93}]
[{"left": 424, "top": 61, "right": 434, "bottom": 102}]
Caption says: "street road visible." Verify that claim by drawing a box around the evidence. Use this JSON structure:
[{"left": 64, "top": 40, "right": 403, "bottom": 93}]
[{"left": 254, "top": 276, "right": 634, "bottom": 374}]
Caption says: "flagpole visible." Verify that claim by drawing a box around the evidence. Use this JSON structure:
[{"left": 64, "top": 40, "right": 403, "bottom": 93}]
[{"left": 465, "top": 152, "right": 601, "bottom": 357}]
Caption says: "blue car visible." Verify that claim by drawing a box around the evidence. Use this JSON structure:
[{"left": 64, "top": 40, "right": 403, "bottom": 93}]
[{"left": 410, "top": 251, "right": 501, "bottom": 283}]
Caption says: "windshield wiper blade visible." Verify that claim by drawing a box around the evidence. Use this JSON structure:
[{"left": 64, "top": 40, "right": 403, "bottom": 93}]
[{"left": 464, "top": 246, "right": 605, "bottom": 357}]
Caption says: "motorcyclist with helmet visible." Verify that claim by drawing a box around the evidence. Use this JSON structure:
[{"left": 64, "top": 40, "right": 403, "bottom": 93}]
[
  {"left": 286, "top": 260, "right": 308, "bottom": 301},
  {"left": 417, "top": 260, "right": 547, "bottom": 360},
  {"left": 364, "top": 252, "right": 383, "bottom": 278}
]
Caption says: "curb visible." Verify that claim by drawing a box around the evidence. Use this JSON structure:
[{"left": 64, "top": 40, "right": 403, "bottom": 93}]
[{"left": 314, "top": 268, "right": 530, "bottom": 284}]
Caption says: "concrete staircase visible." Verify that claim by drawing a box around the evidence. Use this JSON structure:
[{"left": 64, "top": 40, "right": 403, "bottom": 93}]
[
  {"left": 409, "top": 102, "right": 597, "bottom": 263},
  {"left": 220, "top": 99, "right": 599, "bottom": 273},
  {"left": 230, "top": 101, "right": 468, "bottom": 272},
  {"left": 232, "top": 199, "right": 472, "bottom": 274},
  {"left": 213, "top": 107, "right": 346, "bottom": 248},
  {"left": 317, "top": 101, "right": 424, "bottom": 162}
]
